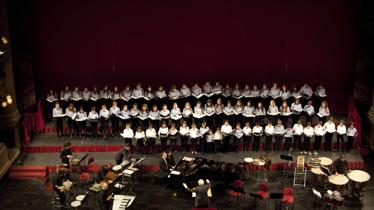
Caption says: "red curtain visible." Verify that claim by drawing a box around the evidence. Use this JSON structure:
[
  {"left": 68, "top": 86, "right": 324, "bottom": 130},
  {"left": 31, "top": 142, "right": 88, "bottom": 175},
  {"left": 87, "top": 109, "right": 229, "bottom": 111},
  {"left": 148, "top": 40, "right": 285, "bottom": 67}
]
[
  {"left": 347, "top": 96, "right": 362, "bottom": 147},
  {"left": 22, "top": 99, "right": 46, "bottom": 145}
]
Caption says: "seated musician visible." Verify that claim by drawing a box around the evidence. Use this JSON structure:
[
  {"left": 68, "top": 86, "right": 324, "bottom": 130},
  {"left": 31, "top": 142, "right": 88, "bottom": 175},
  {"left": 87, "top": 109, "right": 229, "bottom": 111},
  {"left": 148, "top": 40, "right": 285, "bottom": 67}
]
[
  {"left": 97, "top": 181, "right": 110, "bottom": 210},
  {"left": 97, "top": 163, "right": 112, "bottom": 181},
  {"left": 183, "top": 179, "right": 212, "bottom": 208},
  {"left": 159, "top": 152, "right": 172, "bottom": 177},
  {"left": 166, "top": 151, "right": 176, "bottom": 169},
  {"left": 60, "top": 142, "right": 72, "bottom": 166},
  {"left": 333, "top": 154, "right": 349, "bottom": 175},
  {"left": 114, "top": 144, "right": 131, "bottom": 165},
  {"left": 52, "top": 168, "right": 70, "bottom": 206}
]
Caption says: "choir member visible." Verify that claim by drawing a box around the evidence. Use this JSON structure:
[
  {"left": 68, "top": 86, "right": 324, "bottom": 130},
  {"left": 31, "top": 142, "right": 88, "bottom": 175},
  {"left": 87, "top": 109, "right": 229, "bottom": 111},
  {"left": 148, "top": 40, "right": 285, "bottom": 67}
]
[
  {"left": 100, "top": 85, "right": 111, "bottom": 100},
  {"left": 212, "top": 81, "right": 223, "bottom": 95},
  {"left": 303, "top": 122, "right": 314, "bottom": 152},
  {"left": 180, "top": 83, "right": 191, "bottom": 104},
  {"left": 284, "top": 123, "right": 293, "bottom": 151},
  {"left": 138, "top": 104, "right": 149, "bottom": 129},
  {"left": 223, "top": 100, "right": 235, "bottom": 125},
  {"left": 202, "top": 81, "right": 213, "bottom": 96},
  {"left": 234, "top": 100, "right": 244, "bottom": 125},
  {"left": 160, "top": 104, "right": 171, "bottom": 124},
  {"left": 233, "top": 123, "right": 243, "bottom": 152},
  {"left": 243, "top": 100, "right": 255, "bottom": 125},
  {"left": 204, "top": 99, "right": 215, "bottom": 126},
  {"left": 232, "top": 83, "right": 242, "bottom": 99},
  {"left": 222, "top": 83, "right": 232, "bottom": 98},
  {"left": 120, "top": 104, "right": 131, "bottom": 129},
  {"left": 189, "top": 123, "right": 200, "bottom": 154},
  {"left": 260, "top": 83, "right": 270, "bottom": 107},
  {"left": 135, "top": 126, "right": 145, "bottom": 153},
  {"left": 303, "top": 100, "right": 315, "bottom": 122},
  {"left": 255, "top": 101, "right": 266, "bottom": 125},
  {"left": 252, "top": 122, "right": 263, "bottom": 151},
  {"left": 121, "top": 85, "right": 132, "bottom": 102},
  {"left": 250, "top": 85, "right": 261, "bottom": 98},
  {"left": 318, "top": 100, "right": 330, "bottom": 122},
  {"left": 130, "top": 103, "right": 140, "bottom": 129},
  {"left": 280, "top": 84, "right": 291, "bottom": 102},
  {"left": 88, "top": 106, "right": 99, "bottom": 139},
  {"left": 158, "top": 121, "right": 169, "bottom": 151},
  {"left": 169, "top": 123, "right": 179, "bottom": 152},
  {"left": 76, "top": 106, "right": 87, "bottom": 138},
  {"left": 191, "top": 83, "right": 203, "bottom": 99},
  {"left": 149, "top": 105, "right": 160, "bottom": 130},
  {"left": 169, "top": 85, "right": 180, "bottom": 101},
  {"left": 182, "top": 102, "right": 193, "bottom": 125},
  {"left": 145, "top": 85, "right": 154, "bottom": 100},
  {"left": 274, "top": 119, "right": 285, "bottom": 152},
  {"left": 264, "top": 121, "right": 274, "bottom": 152},
  {"left": 82, "top": 87, "right": 91, "bottom": 110},
  {"left": 72, "top": 86, "right": 82, "bottom": 101},
  {"left": 336, "top": 120, "right": 347, "bottom": 152},
  {"left": 156, "top": 86, "right": 167, "bottom": 107},
  {"left": 270, "top": 82, "right": 281, "bottom": 103},
  {"left": 193, "top": 101, "right": 205, "bottom": 127},
  {"left": 313, "top": 121, "right": 325, "bottom": 152},
  {"left": 179, "top": 121, "right": 190, "bottom": 152},
  {"left": 132, "top": 83, "right": 144, "bottom": 99},
  {"left": 323, "top": 117, "right": 336, "bottom": 152},
  {"left": 60, "top": 86, "right": 72, "bottom": 101},
  {"left": 243, "top": 122, "right": 252, "bottom": 152},
  {"left": 213, "top": 127, "right": 223, "bottom": 153},
  {"left": 267, "top": 99, "right": 279, "bottom": 124},
  {"left": 206, "top": 129, "right": 214, "bottom": 153},
  {"left": 214, "top": 98, "right": 224, "bottom": 126},
  {"left": 221, "top": 120, "right": 233, "bottom": 153},
  {"left": 170, "top": 102, "right": 182, "bottom": 127},
  {"left": 52, "top": 102, "right": 64, "bottom": 138},
  {"left": 99, "top": 104, "right": 110, "bottom": 139},
  {"left": 122, "top": 123, "right": 134, "bottom": 147},
  {"left": 300, "top": 83, "right": 313, "bottom": 102},
  {"left": 199, "top": 122, "right": 209, "bottom": 153},
  {"left": 65, "top": 103, "right": 76, "bottom": 138},
  {"left": 91, "top": 86, "right": 100, "bottom": 102},
  {"left": 314, "top": 84, "right": 327, "bottom": 106},
  {"left": 145, "top": 124, "right": 157, "bottom": 153},
  {"left": 110, "top": 101, "right": 120, "bottom": 136},
  {"left": 346, "top": 122, "right": 357, "bottom": 152},
  {"left": 292, "top": 120, "right": 304, "bottom": 151},
  {"left": 290, "top": 98, "right": 302, "bottom": 123},
  {"left": 291, "top": 86, "right": 301, "bottom": 99},
  {"left": 280, "top": 100, "right": 292, "bottom": 124},
  {"left": 111, "top": 86, "right": 121, "bottom": 101},
  {"left": 242, "top": 84, "right": 251, "bottom": 98},
  {"left": 46, "top": 89, "right": 58, "bottom": 103}
]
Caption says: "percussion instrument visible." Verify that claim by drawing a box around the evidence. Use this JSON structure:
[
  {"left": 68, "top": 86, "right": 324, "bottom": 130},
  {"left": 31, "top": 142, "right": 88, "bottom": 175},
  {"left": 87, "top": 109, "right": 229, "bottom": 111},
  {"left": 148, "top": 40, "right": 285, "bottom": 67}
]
[
  {"left": 252, "top": 158, "right": 265, "bottom": 166},
  {"left": 56, "top": 180, "right": 73, "bottom": 192},
  {"left": 71, "top": 158, "right": 81, "bottom": 167},
  {"left": 318, "top": 157, "right": 333, "bottom": 166},
  {"left": 311, "top": 167, "right": 325, "bottom": 175},
  {"left": 70, "top": 200, "right": 81, "bottom": 208},
  {"left": 89, "top": 183, "right": 101, "bottom": 192},
  {"left": 244, "top": 157, "right": 254, "bottom": 163},
  {"left": 347, "top": 170, "right": 370, "bottom": 183},
  {"left": 328, "top": 174, "right": 349, "bottom": 185},
  {"left": 76, "top": 194, "right": 85, "bottom": 201}
]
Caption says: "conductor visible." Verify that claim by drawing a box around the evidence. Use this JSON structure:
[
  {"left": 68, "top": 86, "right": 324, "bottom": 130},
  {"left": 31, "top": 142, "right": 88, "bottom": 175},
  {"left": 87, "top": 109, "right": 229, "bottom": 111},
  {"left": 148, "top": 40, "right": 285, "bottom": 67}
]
[{"left": 183, "top": 179, "right": 212, "bottom": 208}]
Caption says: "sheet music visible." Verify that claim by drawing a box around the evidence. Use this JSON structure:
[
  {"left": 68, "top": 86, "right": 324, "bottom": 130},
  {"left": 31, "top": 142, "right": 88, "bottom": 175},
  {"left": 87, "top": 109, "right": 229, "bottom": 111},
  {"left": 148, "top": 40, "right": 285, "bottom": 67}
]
[
  {"left": 53, "top": 114, "right": 66, "bottom": 118},
  {"left": 112, "top": 195, "right": 135, "bottom": 210},
  {"left": 170, "top": 170, "right": 181, "bottom": 175}
]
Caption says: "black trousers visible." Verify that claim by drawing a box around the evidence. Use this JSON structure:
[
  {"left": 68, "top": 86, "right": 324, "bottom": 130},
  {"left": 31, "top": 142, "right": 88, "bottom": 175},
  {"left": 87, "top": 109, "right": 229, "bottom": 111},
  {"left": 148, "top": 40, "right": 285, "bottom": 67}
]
[
  {"left": 347, "top": 136, "right": 354, "bottom": 152},
  {"left": 337, "top": 134, "right": 345, "bottom": 151},
  {"left": 213, "top": 140, "right": 221, "bottom": 153},
  {"left": 55, "top": 118, "right": 63, "bottom": 137},
  {"left": 181, "top": 135, "right": 188, "bottom": 151},
  {"left": 303, "top": 136, "right": 311, "bottom": 151},
  {"left": 243, "top": 135, "right": 251, "bottom": 151},
  {"left": 284, "top": 137, "right": 292, "bottom": 151},
  {"left": 265, "top": 135, "right": 273, "bottom": 152},
  {"left": 314, "top": 135, "right": 322, "bottom": 151},
  {"left": 325, "top": 133, "right": 333, "bottom": 151},
  {"left": 90, "top": 121, "right": 98, "bottom": 138},
  {"left": 223, "top": 135, "right": 231, "bottom": 152},
  {"left": 253, "top": 135, "right": 261, "bottom": 151},
  {"left": 293, "top": 135, "right": 301, "bottom": 150},
  {"left": 274, "top": 135, "right": 283, "bottom": 152}
]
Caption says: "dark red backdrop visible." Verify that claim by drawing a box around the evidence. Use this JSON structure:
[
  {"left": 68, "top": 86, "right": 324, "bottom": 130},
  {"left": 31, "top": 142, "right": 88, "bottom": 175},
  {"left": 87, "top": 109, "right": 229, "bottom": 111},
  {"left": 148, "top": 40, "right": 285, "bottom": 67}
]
[{"left": 33, "top": 0, "right": 358, "bottom": 112}]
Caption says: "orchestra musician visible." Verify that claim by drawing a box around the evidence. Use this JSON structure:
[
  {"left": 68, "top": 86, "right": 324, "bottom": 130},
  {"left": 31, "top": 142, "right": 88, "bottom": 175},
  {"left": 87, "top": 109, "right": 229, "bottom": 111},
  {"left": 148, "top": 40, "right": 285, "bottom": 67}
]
[
  {"left": 115, "top": 144, "right": 132, "bottom": 165},
  {"left": 60, "top": 142, "right": 72, "bottom": 166},
  {"left": 333, "top": 154, "right": 349, "bottom": 175},
  {"left": 183, "top": 179, "right": 212, "bottom": 208},
  {"left": 52, "top": 168, "right": 70, "bottom": 206}
]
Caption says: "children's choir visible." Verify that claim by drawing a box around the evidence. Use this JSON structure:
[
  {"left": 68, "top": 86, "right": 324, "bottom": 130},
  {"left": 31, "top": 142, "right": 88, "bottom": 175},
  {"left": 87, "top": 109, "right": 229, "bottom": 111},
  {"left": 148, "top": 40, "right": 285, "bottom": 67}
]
[{"left": 48, "top": 82, "right": 356, "bottom": 153}]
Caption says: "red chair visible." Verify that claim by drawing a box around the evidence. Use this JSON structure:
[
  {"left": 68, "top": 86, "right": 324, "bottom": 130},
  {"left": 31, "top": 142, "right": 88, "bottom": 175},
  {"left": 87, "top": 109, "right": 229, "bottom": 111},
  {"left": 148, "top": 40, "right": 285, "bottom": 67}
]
[
  {"left": 80, "top": 172, "right": 90, "bottom": 182},
  {"left": 254, "top": 182, "right": 269, "bottom": 207},
  {"left": 281, "top": 187, "right": 294, "bottom": 210},
  {"left": 228, "top": 180, "right": 245, "bottom": 210}
]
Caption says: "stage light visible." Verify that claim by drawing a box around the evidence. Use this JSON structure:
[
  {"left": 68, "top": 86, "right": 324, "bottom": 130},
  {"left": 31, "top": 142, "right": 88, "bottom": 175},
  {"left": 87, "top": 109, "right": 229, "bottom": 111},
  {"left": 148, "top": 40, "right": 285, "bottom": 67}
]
[
  {"left": 6, "top": 95, "right": 12, "bottom": 104},
  {"left": 1, "top": 101, "right": 7, "bottom": 107}
]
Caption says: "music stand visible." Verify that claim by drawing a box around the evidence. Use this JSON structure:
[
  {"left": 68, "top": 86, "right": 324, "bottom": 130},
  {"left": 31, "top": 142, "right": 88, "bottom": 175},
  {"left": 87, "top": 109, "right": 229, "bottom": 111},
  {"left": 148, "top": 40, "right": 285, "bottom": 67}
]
[
  {"left": 249, "top": 193, "right": 264, "bottom": 209},
  {"left": 270, "top": 193, "right": 283, "bottom": 210}
]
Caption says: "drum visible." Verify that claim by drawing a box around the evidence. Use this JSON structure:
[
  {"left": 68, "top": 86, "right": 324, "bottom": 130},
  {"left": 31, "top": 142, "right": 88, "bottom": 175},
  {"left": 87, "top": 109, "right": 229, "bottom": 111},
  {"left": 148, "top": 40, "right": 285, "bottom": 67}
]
[
  {"left": 71, "top": 200, "right": 81, "bottom": 208},
  {"left": 311, "top": 167, "right": 326, "bottom": 188},
  {"left": 76, "top": 194, "right": 85, "bottom": 201},
  {"left": 347, "top": 170, "right": 371, "bottom": 195},
  {"left": 71, "top": 159, "right": 80, "bottom": 167},
  {"left": 328, "top": 174, "right": 349, "bottom": 191},
  {"left": 318, "top": 157, "right": 333, "bottom": 167}
]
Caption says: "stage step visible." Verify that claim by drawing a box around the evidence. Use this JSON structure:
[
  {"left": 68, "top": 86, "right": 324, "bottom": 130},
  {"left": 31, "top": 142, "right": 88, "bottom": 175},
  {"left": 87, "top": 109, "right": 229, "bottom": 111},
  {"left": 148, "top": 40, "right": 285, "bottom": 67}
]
[{"left": 9, "top": 166, "right": 47, "bottom": 180}]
